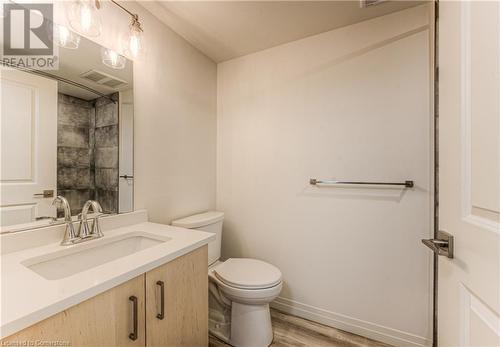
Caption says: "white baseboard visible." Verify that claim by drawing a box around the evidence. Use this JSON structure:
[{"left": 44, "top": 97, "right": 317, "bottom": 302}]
[{"left": 271, "top": 297, "right": 430, "bottom": 347}]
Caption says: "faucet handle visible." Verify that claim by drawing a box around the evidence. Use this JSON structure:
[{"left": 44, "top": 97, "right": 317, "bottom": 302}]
[
  {"left": 91, "top": 214, "right": 104, "bottom": 238},
  {"left": 81, "top": 201, "right": 104, "bottom": 238},
  {"left": 89, "top": 201, "right": 104, "bottom": 238},
  {"left": 77, "top": 212, "right": 92, "bottom": 239}
]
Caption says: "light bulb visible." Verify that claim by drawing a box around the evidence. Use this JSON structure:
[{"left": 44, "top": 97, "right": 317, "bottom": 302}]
[
  {"left": 80, "top": 5, "right": 91, "bottom": 32},
  {"left": 109, "top": 50, "right": 118, "bottom": 65},
  {"left": 59, "top": 26, "right": 69, "bottom": 46},
  {"left": 129, "top": 32, "right": 141, "bottom": 58},
  {"left": 66, "top": 0, "right": 101, "bottom": 37}
]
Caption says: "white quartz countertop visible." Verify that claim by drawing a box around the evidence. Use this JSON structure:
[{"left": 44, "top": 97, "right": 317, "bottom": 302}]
[{"left": 0, "top": 216, "right": 214, "bottom": 339}]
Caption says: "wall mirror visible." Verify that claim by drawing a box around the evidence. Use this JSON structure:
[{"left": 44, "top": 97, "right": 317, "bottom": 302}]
[{"left": 1, "top": 31, "right": 134, "bottom": 233}]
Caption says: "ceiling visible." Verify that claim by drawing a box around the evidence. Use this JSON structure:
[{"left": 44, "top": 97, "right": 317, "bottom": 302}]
[{"left": 141, "top": 1, "right": 425, "bottom": 63}]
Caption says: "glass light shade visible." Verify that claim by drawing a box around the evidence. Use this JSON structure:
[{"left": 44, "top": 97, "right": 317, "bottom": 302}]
[
  {"left": 120, "top": 18, "right": 143, "bottom": 59},
  {"left": 66, "top": 0, "right": 101, "bottom": 37},
  {"left": 101, "top": 48, "right": 126, "bottom": 69},
  {"left": 54, "top": 25, "right": 81, "bottom": 49}
]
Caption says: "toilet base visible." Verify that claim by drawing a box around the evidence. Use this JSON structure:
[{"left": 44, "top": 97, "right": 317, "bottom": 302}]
[{"left": 229, "top": 302, "right": 273, "bottom": 347}]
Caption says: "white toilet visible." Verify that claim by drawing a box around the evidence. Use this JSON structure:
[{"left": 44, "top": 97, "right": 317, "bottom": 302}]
[{"left": 172, "top": 211, "right": 282, "bottom": 347}]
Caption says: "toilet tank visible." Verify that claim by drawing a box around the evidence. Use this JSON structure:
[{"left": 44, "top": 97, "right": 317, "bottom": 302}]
[{"left": 171, "top": 211, "right": 224, "bottom": 266}]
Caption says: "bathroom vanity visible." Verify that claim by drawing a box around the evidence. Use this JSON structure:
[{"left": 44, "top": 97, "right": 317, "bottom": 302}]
[{"left": 0, "top": 211, "right": 214, "bottom": 346}]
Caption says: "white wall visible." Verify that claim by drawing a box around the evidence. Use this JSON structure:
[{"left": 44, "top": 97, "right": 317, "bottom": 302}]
[
  {"left": 54, "top": 0, "right": 217, "bottom": 224},
  {"left": 217, "top": 5, "right": 433, "bottom": 347}
]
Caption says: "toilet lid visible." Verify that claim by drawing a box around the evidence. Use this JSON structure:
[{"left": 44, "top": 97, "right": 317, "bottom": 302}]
[{"left": 213, "top": 258, "right": 282, "bottom": 290}]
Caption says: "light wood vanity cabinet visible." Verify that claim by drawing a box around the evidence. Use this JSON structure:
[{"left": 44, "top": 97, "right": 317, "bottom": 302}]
[
  {"left": 146, "top": 245, "right": 208, "bottom": 347},
  {"left": 1, "top": 246, "right": 208, "bottom": 347}
]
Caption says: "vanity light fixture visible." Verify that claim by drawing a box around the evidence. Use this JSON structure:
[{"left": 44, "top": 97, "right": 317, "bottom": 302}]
[
  {"left": 54, "top": 24, "right": 81, "bottom": 49},
  {"left": 65, "top": 0, "right": 144, "bottom": 60},
  {"left": 101, "top": 47, "right": 126, "bottom": 69},
  {"left": 66, "top": 0, "right": 102, "bottom": 37}
]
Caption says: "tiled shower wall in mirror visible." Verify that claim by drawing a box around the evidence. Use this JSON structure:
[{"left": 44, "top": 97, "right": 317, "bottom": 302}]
[
  {"left": 94, "top": 95, "right": 119, "bottom": 214},
  {"left": 57, "top": 93, "right": 119, "bottom": 216}
]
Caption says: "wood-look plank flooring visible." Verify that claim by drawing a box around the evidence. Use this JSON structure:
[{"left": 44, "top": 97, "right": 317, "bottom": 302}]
[{"left": 209, "top": 309, "right": 392, "bottom": 347}]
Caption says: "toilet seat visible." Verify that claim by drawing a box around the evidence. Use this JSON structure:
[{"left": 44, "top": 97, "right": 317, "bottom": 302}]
[
  {"left": 209, "top": 258, "right": 282, "bottom": 305},
  {"left": 213, "top": 258, "right": 282, "bottom": 290}
]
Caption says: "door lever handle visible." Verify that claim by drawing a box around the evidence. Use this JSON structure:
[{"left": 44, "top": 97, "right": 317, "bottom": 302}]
[
  {"left": 33, "top": 190, "right": 54, "bottom": 198},
  {"left": 119, "top": 175, "right": 134, "bottom": 179},
  {"left": 422, "top": 230, "right": 454, "bottom": 258}
]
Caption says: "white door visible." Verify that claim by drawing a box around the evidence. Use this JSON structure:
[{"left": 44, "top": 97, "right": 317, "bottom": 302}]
[
  {"left": 119, "top": 89, "right": 133, "bottom": 213},
  {"left": 0, "top": 68, "right": 58, "bottom": 227},
  {"left": 437, "top": 1, "right": 500, "bottom": 345}
]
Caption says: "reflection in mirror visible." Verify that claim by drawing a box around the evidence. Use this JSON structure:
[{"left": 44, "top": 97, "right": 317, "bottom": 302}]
[{"left": 0, "top": 30, "right": 134, "bottom": 233}]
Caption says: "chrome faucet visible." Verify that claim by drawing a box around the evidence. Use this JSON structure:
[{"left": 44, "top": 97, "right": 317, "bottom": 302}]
[
  {"left": 53, "top": 197, "right": 105, "bottom": 246},
  {"left": 52, "top": 196, "right": 79, "bottom": 246},
  {"left": 78, "top": 200, "right": 104, "bottom": 239}
]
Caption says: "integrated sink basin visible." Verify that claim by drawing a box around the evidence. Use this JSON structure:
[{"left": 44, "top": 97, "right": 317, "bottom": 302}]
[{"left": 22, "top": 232, "right": 171, "bottom": 280}]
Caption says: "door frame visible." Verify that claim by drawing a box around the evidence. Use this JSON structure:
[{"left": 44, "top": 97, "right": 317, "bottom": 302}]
[{"left": 432, "top": 1, "right": 439, "bottom": 346}]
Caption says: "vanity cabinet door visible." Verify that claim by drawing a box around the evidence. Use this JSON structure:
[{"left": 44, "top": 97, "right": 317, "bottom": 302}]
[
  {"left": 146, "top": 246, "right": 208, "bottom": 347},
  {"left": 1, "top": 275, "right": 146, "bottom": 347}
]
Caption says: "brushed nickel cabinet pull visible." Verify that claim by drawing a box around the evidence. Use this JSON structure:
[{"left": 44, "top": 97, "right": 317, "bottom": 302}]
[
  {"left": 156, "top": 281, "right": 165, "bottom": 320},
  {"left": 129, "top": 296, "right": 138, "bottom": 341}
]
